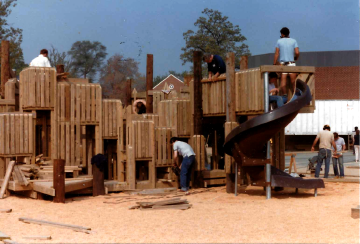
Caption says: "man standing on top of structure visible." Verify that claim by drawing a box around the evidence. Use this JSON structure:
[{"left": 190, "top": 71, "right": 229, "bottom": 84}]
[
  {"left": 311, "top": 125, "right": 337, "bottom": 178},
  {"left": 273, "top": 27, "right": 300, "bottom": 96},
  {"left": 29, "top": 49, "right": 51, "bottom": 67},
  {"left": 203, "top": 53, "right": 226, "bottom": 80},
  {"left": 170, "top": 137, "right": 195, "bottom": 194}
]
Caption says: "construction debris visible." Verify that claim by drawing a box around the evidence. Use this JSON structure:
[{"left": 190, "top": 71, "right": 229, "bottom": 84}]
[
  {"left": 19, "top": 217, "right": 91, "bottom": 234},
  {"left": 23, "top": 236, "right": 52, "bottom": 240},
  {"left": 0, "top": 231, "right": 10, "bottom": 240},
  {"left": 129, "top": 198, "right": 191, "bottom": 210},
  {"left": 0, "top": 209, "right": 12, "bottom": 213}
]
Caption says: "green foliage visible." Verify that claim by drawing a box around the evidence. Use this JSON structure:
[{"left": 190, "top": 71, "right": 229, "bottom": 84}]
[
  {"left": 153, "top": 70, "right": 191, "bottom": 87},
  {"left": 0, "top": 0, "right": 26, "bottom": 74},
  {"left": 68, "top": 40, "right": 107, "bottom": 79},
  {"left": 99, "top": 54, "right": 145, "bottom": 100},
  {"left": 47, "top": 45, "right": 77, "bottom": 77},
  {"left": 180, "top": 8, "right": 250, "bottom": 66}
]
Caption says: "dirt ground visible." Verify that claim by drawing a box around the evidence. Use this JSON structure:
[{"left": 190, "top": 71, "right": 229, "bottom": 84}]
[{"left": 0, "top": 182, "right": 359, "bottom": 243}]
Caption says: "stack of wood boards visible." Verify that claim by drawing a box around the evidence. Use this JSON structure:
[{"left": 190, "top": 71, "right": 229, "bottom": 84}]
[
  {"left": 130, "top": 198, "right": 191, "bottom": 210},
  {"left": 18, "top": 165, "right": 82, "bottom": 180}
]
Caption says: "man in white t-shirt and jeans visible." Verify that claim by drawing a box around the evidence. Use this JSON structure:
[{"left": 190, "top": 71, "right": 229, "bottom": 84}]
[
  {"left": 331, "top": 132, "right": 346, "bottom": 178},
  {"left": 171, "top": 137, "right": 195, "bottom": 193},
  {"left": 311, "top": 125, "right": 337, "bottom": 178}
]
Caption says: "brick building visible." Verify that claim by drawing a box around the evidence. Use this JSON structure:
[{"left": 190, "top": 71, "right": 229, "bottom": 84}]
[{"left": 248, "top": 50, "right": 360, "bottom": 150}]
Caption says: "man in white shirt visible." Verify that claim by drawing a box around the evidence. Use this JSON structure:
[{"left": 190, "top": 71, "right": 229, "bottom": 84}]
[
  {"left": 311, "top": 125, "right": 337, "bottom": 178},
  {"left": 171, "top": 137, "right": 195, "bottom": 193},
  {"left": 29, "top": 49, "right": 51, "bottom": 67},
  {"left": 331, "top": 132, "right": 346, "bottom": 178}
]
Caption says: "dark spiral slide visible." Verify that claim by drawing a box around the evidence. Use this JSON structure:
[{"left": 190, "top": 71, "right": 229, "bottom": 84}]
[{"left": 224, "top": 79, "right": 324, "bottom": 190}]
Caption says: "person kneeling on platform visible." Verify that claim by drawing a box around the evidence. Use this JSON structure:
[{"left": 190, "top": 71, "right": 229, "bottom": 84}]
[
  {"left": 268, "top": 72, "right": 287, "bottom": 108},
  {"left": 170, "top": 137, "right": 195, "bottom": 194}
]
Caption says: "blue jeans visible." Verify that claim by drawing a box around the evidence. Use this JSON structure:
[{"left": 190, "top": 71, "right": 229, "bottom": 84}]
[
  {"left": 289, "top": 88, "right": 303, "bottom": 102},
  {"left": 269, "top": 95, "right": 287, "bottom": 108},
  {"left": 315, "top": 148, "right": 332, "bottom": 178},
  {"left": 180, "top": 155, "right": 195, "bottom": 191},
  {"left": 332, "top": 155, "right": 344, "bottom": 177}
]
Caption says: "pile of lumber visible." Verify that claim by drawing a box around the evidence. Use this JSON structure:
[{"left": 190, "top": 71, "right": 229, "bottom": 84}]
[
  {"left": 129, "top": 198, "right": 191, "bottom": 210},
  {"left": 17, "top": 164, "right": 82, "bottom": 180}
]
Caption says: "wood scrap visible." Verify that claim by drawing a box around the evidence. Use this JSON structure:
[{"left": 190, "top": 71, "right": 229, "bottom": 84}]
[
  {"left": 13, "top": 165, "right": 29, "bottom": 186},
  {"left": 0, "top": 161, "right": 16, "bottom": 199},
  {"left": 129, "top": 198, "right": 191, "bottom": 210},
  {"left": 351, "top": 206, "right": 360, "bottom": 219},
  {"left": 19, "top": 217, "right": 91, "bottom": 234},
  {"left": 0, "top": 231, "right": 10, "bottom": 240},
  {"left": 0, "top": 209, "right": 12, "bottom": 213},
  {"left": 23, "top": 236, "right": 52, "bottom": 240},
  {"left": 3, "top": 239, "right": 18, "bottom": 244}
]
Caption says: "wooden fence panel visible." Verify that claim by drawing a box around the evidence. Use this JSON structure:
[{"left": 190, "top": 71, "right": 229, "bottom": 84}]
[
  {"left": 102, "top": 99, "right": 123, "bottom": 138},
  {"left": 224, "top": 122, "right": 239, "bottom": 174},
  {"left": 190, "top": 135, "right": 206, "bottom": 171},
  {"left": 154, "top": 127, "right": 173, "bottom": 167},
  {"left": 19, "top": 67, "right": 56, "bottom": 110},
  {"left": 153, "top": 91, "right": 166, "bottom": 114},
  {"left": 131, "top": 120, "right": 154, "bottom": 159},
  {"left": 0, "top": 112, "right": 34, "bottom": 156}
]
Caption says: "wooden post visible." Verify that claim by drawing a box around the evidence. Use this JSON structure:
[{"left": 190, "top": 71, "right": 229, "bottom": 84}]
[
  {"left": 92, "top": 156, "right": 105, "bottom": 196},
  {"left": 53, "top": 159, "right": 65, "bottom": 203},
  {"left": 0, "top": 160, "right": 15, "bottom": 199},
  {"left": 240, "top": 56, "right": 248, "bottom": 70},
  {"left": 226, "top": 52, "right": 236, "bottom": 122},
  {"left": 1, "top": 40, "right": 10, "bottom": 98},
  {"left": 225, "top": 52, "right": 236, "bottom": 193},
  {"left": 193, "top": 51, "right": 203, "bottom": 135},
  {"left": 146, "top": 54, "right": 153, "bottom": 113},
  {"left": 125, "top": 78, "right": 132, "bottom": 107}
]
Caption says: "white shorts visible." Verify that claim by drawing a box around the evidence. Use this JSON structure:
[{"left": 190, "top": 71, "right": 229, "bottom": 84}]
[{"left": 280, "top": 62, "right": 296, "bottom": 75}]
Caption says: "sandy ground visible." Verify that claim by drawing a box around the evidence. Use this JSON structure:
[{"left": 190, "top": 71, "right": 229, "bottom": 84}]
[{"left": 0, "top": 182, "right": 359, "bottom": 243}]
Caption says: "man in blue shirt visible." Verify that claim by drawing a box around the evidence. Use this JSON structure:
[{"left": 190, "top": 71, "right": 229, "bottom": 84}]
[
  {"left": 203, "top": 54, "right": 226, "bottom": 80},
  {"left": 273, "top": 27, "right": 300, "bottom": 95}
]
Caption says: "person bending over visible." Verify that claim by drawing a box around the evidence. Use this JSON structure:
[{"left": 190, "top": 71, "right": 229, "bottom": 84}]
[
  {"left": 203, "top": 53, "right": 226, "bottom": 81},
  {"left": 170, "top": 137, "right": 195, "bottom": 193}
]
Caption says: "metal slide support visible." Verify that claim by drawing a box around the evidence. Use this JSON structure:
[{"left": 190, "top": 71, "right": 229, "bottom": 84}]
[
  {"left": 235, "top": 162, "right": 238, "bottom": 196},
  {"left": 263, "top": 72, "right": 271, "bottom": 199}
]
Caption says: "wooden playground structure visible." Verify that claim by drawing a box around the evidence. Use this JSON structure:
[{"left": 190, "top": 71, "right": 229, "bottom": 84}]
[{"left": 0, "top": 41, "right": 316, "bottom": 200}]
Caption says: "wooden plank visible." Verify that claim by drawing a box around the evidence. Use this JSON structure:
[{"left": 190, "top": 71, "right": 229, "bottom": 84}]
[
  {"left": 19, "top": 115, "right": 24, "bottom": 154},
  {"left": 40, "top": 68, "right": 45, "bottom": 107},
  {"left": 81, "top": 85, "right": 86, "bottom": 122},
  {"left": 10, "top": 114, "right": 15, "bottom": 154},
  {"left": 91, "top": 86, "right": 95, "bottom": 122},
  {"left": 18, "top": 217, "right": 91, "bottom": 233},
  {"left": 0, "top": 209, "right": 12, "bottom": 213},
  {"left": 65, "top": 179, "right": 93, "bottom": 193},
  {"left": 86, "top": 85, "right": 91, "bottom": 122},
  {"left": 0, "top": 160, "right": 15, "bottom": 198},
  {"left": 33, "top": 181, "right": 55, "bottom": 196},
  {"left": 13, "top": 165, "right": 29, "bottom": 186},
  {"left": 351, "top": 207, "right": 360, "bottom": 219},
  {"left": 44, "top": 69, "right": 50, "bottom": 107},
  {"left": 0, "top": 115, "right": 4, "bottom": 155},
  {"left": 23, "top": 236, "right": 52, "bottom": 240},
  {"left": 260, "top": 65, "right": 315, "bottom": 73},
  {"left": 204, "top": 178, "right": 226, "bottom": 186},
  {"left": 104, "top": 100, "right": 109, "bottom": 136},
  {"left": 0, "top": 231, "right": 10, "bottom": 240}
]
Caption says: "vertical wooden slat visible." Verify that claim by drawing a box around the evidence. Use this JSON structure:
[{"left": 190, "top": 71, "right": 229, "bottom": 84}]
[
  {"left": 40, "top": 68, "right": 45, "bottom": 107},
  {"left": 70, "top": 84, "right": 75, "bottom": 121},
  {"left": 86, "top": 85, "right": 91, "bottom": 122},
  {"left": 91, "top": 86, "right": 96, "bottom": 122},
  {"left": 109, "top": 101, "right": 113, "bottom": 136},
  {"left": 24, "top": 114, "right": 29, "bottom": 154},
  {"left": 104, "top": 100, "right": 109, "bottom": 137},
  {"left": 28, "top": 115, "right": 33, "bottom": 154},
  {"left": 81, "top": 126, "right": 86, "bottom": 167},
  {"left": 66, "top": 123, "right": 70, "bottom": 165},
  {"left": 0, "top": 115, "right": 4, "bottom": 154},
  {"left": 81, "top": 85, "right": 86, "bottom": 123},
  {"left": 10, "top": 114, "right": 15, "bottom": 154},
  {"left": 19, "top": 115, "right": 24, "bottom": 154},
  {"left": 71, "top": 122, "right": 75, "bottom": 165},
  {"left": 44, "top": 69, "right": 50, "bottom": 107}
]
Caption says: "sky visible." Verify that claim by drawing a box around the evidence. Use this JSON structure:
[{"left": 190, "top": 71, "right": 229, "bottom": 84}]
[{"left": 7, "top": 0, "right": 360, "bottom": 79}]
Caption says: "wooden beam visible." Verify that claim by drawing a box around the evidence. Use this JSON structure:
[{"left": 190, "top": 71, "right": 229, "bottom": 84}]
[
  {"left": 146, "top": 54, "right": 153, "bottom": 113},
  {"left": 93, "top": 156, "right": 105, "bottom": 196},
  {"left": 226, "top": 52, "right": 236, "bottom": 122},
  {"left": 1, "top": 40, "right": 10, "bottom": 97},
  {"left": 0, "top": 209, "right": 11, "bottom": 213},
  {"left": 53, "top": 159, "right": 65, "bottom": 203},
  {"left": 23, "top": 236, "right": 52, "bottom": 240},
  {"left": 18, "top": 217, "right": 91, "bottom": 234},
  {"left": 125, "top": 78, "right": 132, "bottom": 107},
  {"left": 240, "top": 56, "right": 248, "bottom": 70},
  {"left": 260, "top": 65, "right": 315, "bottom": 73},
  {"left": 0, "top": 231, "right": 10, "bottom": 240},
  {"left": 0, "top": 160, "right": 15, "bottom": 198},
  {"left": 193, "top": 51, "right": 203, "bottom": 135}
]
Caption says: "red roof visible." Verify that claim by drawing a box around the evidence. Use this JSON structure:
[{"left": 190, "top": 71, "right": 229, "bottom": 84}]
[{"left": 152, "top": 74, "right": 184, "bottom": 92}]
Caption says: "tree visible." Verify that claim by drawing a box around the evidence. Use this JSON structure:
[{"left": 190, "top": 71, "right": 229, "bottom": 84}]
[
  {"left": 99, "top": 54, "right": 145, "bottom": 101},
  {"left": 68, "top": 41, "right": 107, "bottom": 79},
  {"left": 180, "top": 8, "right": 250, "bottom": 66},
  {"left": 47, "top": 45, "right": 76, "bottom": 77},
  {"left": 0, "top": 0, "right": 26, "bottom": 74}
]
